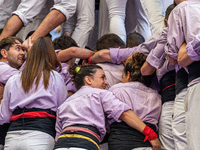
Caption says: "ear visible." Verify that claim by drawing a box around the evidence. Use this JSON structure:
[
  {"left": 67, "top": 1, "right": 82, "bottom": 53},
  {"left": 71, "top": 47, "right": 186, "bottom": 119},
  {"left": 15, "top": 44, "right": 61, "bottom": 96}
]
[
  {"left": 0, "top": 49, "right": 8, "bottom": 59},
  {"left": 82, "top": 59, "right": 87, "bottom": 66},
  {"left": 84, "top": 76, "right": 92, "bottom": 86},
  {"left": 164, "top": 19, "right": 168, "bottom": 26},
  {"left": 127, "top": 71, "right": 131, "bottom": 81}
]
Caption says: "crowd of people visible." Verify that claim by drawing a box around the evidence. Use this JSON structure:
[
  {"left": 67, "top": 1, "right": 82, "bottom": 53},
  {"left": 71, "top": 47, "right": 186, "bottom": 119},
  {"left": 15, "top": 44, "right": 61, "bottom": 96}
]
[{"left": 0, "top": 0, "right": 200, "bottom": 150}]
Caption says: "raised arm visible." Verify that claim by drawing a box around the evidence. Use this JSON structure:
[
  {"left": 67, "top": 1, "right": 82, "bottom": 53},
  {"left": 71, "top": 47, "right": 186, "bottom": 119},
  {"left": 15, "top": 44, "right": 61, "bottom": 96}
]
[
  {"left": 91, "top": 49, "right": 112, "bottom": 64},
  {"left": 56, "top": 47, "right": 94, "bottom": 62}
]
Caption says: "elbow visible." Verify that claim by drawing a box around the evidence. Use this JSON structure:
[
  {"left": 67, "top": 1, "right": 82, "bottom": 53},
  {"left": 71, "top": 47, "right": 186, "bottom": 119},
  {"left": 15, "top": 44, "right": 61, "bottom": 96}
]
[
  {"left": 177, "top": 58, "right": 185, "bottom": 67},
  {"left": 70, "top": 47, "right": 77, "bottom": 58},
  {"left": 141, "top": 62, "right": 156, "bottom": 76}
]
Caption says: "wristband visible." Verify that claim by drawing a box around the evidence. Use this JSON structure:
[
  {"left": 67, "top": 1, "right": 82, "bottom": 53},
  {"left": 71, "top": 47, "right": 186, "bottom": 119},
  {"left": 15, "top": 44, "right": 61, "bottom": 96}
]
[
  {"left": 142, "top": 125, "right": 157, "bottom": 145},
  {"left": 88, "top": 56, "right": 93, "bottom": 64}
]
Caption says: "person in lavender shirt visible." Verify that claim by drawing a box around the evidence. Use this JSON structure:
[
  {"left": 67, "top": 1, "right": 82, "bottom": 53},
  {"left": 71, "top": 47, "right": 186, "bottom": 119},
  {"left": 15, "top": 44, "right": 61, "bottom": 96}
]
[
  {"left": 178, "top": 26, "right": 200, "bottom": 150},
  {"left": 140, "top": 4, "right": 179, "bottom": 149},
  {"left": 54, "top": 64, "right": 161, "bottom": 150},
  {"left": 94, "top": 33, "right": 126, "bottom": 90},
  {"left": 53, "top": 35, "right": 94, "bottom": 96},
  {"left": 144, "top": 0, "right": 200, "bottom": 149},
  {"left": 0, "top": 37, "right": 69, "bottom": 150},
  {"left": 108, "top": 52, "right": 161, "bottom": 150},
  {"left": 53, "top": 35, "right": 79, "bottom": 96},
  {"left": 0, "top": 37, "right": 25, "bottom": 150}
]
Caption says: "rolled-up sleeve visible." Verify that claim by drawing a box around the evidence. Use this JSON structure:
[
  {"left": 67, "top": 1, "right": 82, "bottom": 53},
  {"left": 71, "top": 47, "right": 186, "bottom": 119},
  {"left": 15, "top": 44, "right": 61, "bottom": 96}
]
[
  {"left": 110, "top": 48, "right": 137, "bottom": 64},
  {"left": 101, "top": 91, "right": 130, "bottom": 126},
  {"left": 186, "top": 34, "right": 200, "bottom": 61},
  {"left": 12, "top": 0, "right": 47, "bottom": 26},
  {"left": 52, "top": 0, "right": 77, "bottom": 21}
]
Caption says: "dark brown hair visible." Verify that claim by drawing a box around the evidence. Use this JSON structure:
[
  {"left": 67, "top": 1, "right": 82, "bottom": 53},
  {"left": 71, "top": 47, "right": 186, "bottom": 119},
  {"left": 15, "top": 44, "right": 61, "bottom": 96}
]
[
  {"left": 165, "top": 4, "right": 176, "bottom": 27},
  {"left": 0, "top": 37, "right": 23, "bottom": 59},
  {"left": 126, "top": 32, "right": 145, "bottom": 48},
  {"left": 68, "top": 64, "right": 102, "bottom": 90},
  {"left": 96, "top": 33, "right": 125, "bottom": 51},
  {"left": 124, "top": 52, "right": 151, "bottom": 87},
  {"left": 21, "top": 37, "right": 62, "bottom": 93},
  {"left": 53, "top": 35, "right": 78, "bottom": 50}
]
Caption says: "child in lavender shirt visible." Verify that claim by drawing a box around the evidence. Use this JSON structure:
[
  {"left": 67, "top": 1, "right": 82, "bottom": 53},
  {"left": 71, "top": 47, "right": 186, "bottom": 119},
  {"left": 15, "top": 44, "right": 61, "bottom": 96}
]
[{"left": 54, "top": 64, "right": 161, "bottom": 150}]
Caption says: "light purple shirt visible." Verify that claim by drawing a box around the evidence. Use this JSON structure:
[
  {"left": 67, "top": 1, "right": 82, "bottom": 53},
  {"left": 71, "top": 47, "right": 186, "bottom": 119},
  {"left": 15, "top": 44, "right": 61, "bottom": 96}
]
[
  {"left": 0, "top": 62, "right": 20, "bottom": 84},
  {"left": 55, "top": 85, "right": 130, "bottom": 141},
  {"left": 109, "top": 82, "right": 161, "bottom": 129},
  {"left": 146, "top": 27, "right": 168, "bottom": 69},
  {"left": 156, "top": 59, "right": 175, "bottom": 82},
  {"left": 58, "top": 63, "right": 77, "bottom": 93},
  {"left": 110, "top": 31, "right": 163, "bottom": 64},
  {"left": 186, "top": 34, "right": 200, "bottom": 61},
  {"left": 0, "top": 70, "right": 68, "bottom": 125},
  {"left": 97, "top": 63, "right": 124, "bottom": 89},
  {"left": 166, "top": 1, "right": 200, "bottom": 60},
  {"left": 55, "top": 49, "right": 77, "bottom": 92}
]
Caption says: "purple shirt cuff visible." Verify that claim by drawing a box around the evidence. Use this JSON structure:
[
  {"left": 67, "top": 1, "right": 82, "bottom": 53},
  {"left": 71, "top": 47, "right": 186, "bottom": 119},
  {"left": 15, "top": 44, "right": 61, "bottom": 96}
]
[{"left": 186, "top": 42, "right": 200, "bottom": 61}]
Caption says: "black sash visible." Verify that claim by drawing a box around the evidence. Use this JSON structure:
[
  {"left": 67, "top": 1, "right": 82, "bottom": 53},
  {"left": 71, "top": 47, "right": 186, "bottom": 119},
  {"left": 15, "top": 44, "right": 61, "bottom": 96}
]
[
  {"left": 9, "top": 107, "right": 56, "bottom": 138},
  {"left": 108, "top": 121, "right": 156, "bottom": 150},
  {"left": 175, "top": 68, "right": 188, "bottom": 94},
  {"left": 160, "top": 70, "right": 176, "bottom": 104}
]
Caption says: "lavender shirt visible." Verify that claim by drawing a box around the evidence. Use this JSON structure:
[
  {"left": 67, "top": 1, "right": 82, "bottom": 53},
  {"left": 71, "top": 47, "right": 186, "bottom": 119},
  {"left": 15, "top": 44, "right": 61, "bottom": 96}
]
[
  {"left": 110, "top": 30, "right": 163, "bottom": 64},
  {"left": 58, "top": 63, "right": 77, "bottom": 93},
  {"left": 97, "top": 63, "right": 124, "bottom": 89},
  {"left": 156, "top": 59, "right": 175, "bottom": 82},
  {"left": 55, "top": 85, "right": 130, "bottom": 141},
  {"left": 0, "top": 70, "right": 68, "bottom": 125},
  {"left": 0, "top": 62, "right": 20, "bottom": 84},
  {"left": 55, "top": 49, "right": 77, "bottom": 92},
  {"left": 186, "top": 34, "right": 200, "bottom": 61},
  {"left": 146, "top": 27, "right": 168, "bottom": 69},
  {"left": 166, "top": 1, "right": 200, "bottom": 60},
  {"left": 109, "top": 82, "right": 161, "bottom": 129}
]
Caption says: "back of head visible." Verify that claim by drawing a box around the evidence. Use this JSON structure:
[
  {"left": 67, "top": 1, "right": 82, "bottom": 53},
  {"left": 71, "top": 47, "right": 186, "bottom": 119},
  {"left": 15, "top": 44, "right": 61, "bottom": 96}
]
[
  {"left": 124, "top": 52, "right": 151, "bottom": 87},
  {"left": 53, "top": 35, "right": 78, "bottom": 50},
  {"left": 21, "top": 37, "right": 61, "bottom": 93},
  {"left": 0, "top": 37, "right": 23, "bottom": 59},
  {"left": 126, "top": 32, "right": 145, "bottom": 48},
  {"left": 25, "top": 31, "right": 52, "bottom": 40},
  {"left": 165, "top": 4, "right": 176, "bottom": 27},
  {"left": 96, "top": 33, "right": 125, "bottom": 51},
  {"left": 68, "top": 64, "right": 102, "bottom": 90}
]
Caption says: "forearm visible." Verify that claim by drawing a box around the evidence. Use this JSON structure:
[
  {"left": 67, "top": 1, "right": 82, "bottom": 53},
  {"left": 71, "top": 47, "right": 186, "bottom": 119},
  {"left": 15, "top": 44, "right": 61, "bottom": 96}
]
[
  {"left": 0, "top": 15, "right": 23, "bottom": 41},
  {"left": 119, "top": 110, "right": 146, "bottom": 133},
  {"left": 141, "top": 61, "right": 156, "bottom": 76},
  {"left": 91, "top": 49, "right": 112, "bottom": 64},
  {"left": 31, "top": 9, "right": 66, "bottom": 43},
  {"left": 57, "top": 47, "right": 94, "bottom": 62},
  {"left": 120, "top": 110, "right": 161, "bottom": 149},
  {"left": 178, "top": 43, "right": 194, "bottom": 67}
]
